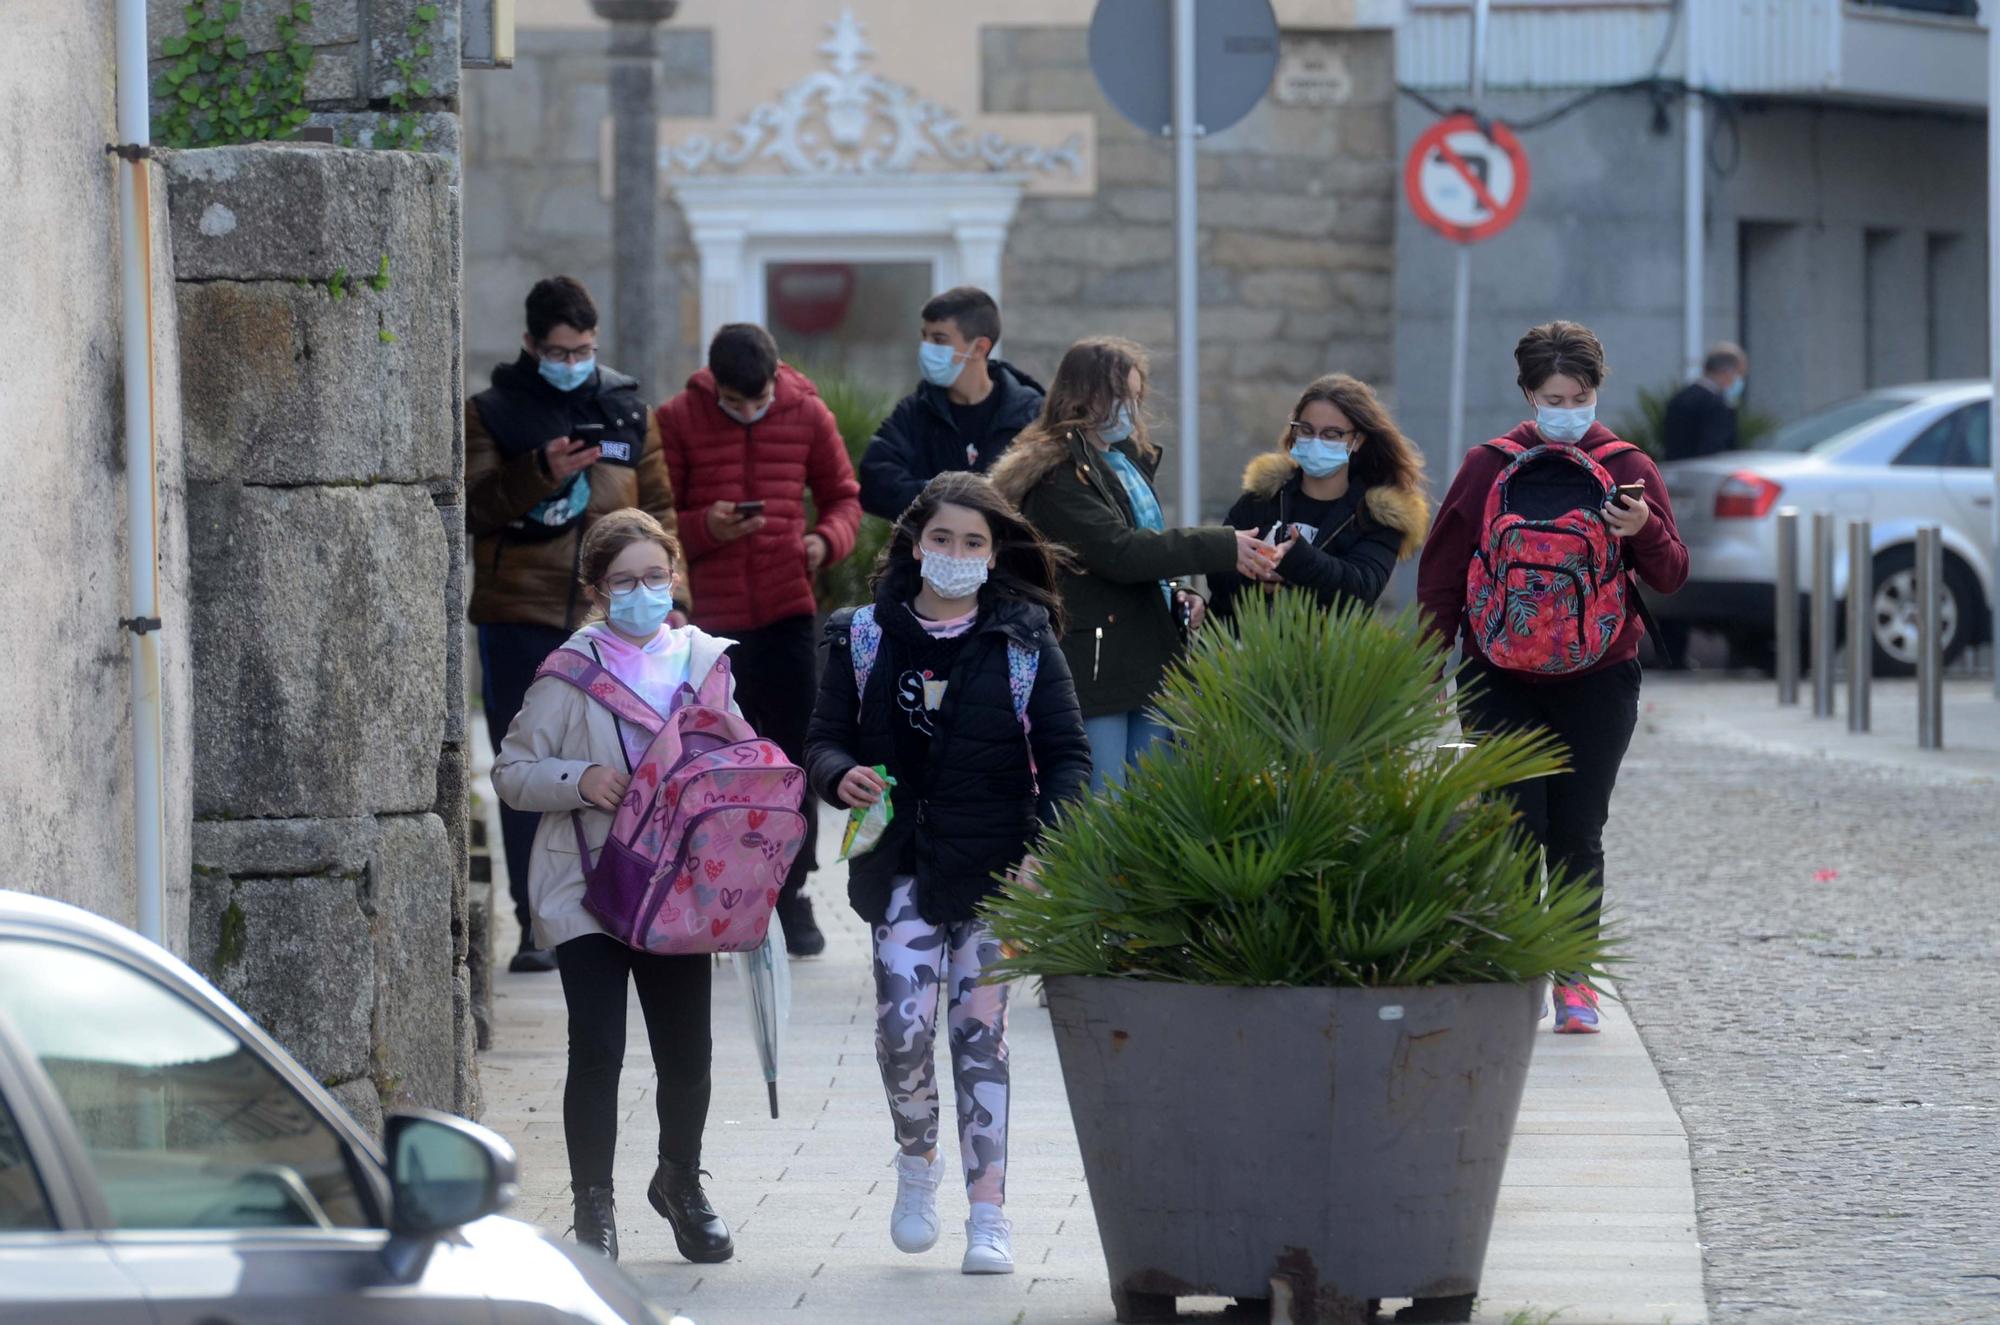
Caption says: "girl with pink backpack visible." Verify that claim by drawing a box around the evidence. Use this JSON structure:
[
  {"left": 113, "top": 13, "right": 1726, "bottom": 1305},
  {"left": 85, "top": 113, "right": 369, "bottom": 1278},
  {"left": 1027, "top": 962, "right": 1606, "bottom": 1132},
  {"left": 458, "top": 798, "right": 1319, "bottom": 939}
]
[
  {"left": 494, "top": 508, "right": 802, "bottom": 1265},
  {"left": 1416, "top": 322, "right": 1689, "bottom": 1035}
]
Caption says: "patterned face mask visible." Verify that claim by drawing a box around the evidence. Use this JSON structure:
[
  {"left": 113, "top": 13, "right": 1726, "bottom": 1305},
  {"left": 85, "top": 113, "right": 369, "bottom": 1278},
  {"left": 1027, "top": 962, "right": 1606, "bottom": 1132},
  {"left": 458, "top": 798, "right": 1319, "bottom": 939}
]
[{"left": 918, "top": 550, "right": 990, "bottom": 600}]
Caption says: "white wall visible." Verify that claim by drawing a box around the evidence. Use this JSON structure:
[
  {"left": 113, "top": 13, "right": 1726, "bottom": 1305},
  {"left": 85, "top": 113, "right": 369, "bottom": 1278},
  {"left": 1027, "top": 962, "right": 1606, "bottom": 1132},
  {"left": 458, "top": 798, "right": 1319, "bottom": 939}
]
[{"left": 0, "top": 3, "right": 192, "bottom": 950}]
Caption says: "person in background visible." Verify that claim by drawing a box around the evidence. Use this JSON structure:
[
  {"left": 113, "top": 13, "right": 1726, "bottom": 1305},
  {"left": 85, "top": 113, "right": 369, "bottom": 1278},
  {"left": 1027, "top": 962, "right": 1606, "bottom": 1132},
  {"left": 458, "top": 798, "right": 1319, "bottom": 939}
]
[
  {"left": 1209, "top": 372, "right": 1431, "bottom": 621},
  {"left": 990, "top": 336, "right": 1276, "bottom": 792},
  {"left": 858, "top": 286, "right": 1045, "bottom": 520},
  {"left": 1662, "top": 342, "right": 1748, "bottom": 462},
  {"left": 654, "top": 323, "right": 862, "bottom": 957},
  {"left": 491, "top": 510, "right": 733, "bottom": 1266},
  {"left": 806, "top": 471, "right": 1091, "bottom": 1277},
  {"left": 1417, "top": 321, "right": 1688, "bottom": 1035},
  {"left": 467, "top": 275, "right": 682, "bottom": 974}
]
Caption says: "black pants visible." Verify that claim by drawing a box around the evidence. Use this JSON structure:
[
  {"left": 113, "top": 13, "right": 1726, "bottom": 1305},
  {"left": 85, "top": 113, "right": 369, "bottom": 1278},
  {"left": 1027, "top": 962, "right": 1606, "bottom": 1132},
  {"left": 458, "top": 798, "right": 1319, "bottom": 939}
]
[
  {"left": 726, "top": 614, "right": 820, "bottom": 902},
  {"left": 555, "top": 933, "right": 713, "bottom": 1186},
  {"left": 480, "top": 622, "right": 573, "bottom": 942},
  {"left": 1460, "top": 658, "right": 1642, "bottom": 927}
]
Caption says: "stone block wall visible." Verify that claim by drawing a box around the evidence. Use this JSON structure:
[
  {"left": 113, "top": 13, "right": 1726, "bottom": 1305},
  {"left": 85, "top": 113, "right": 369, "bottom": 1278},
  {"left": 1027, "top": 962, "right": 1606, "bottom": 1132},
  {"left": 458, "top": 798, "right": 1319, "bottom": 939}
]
[
  {"left": 146, "top": 0, "right": 462, "bottom": 155},
  {"left": 984, "top": 26, "right": 1397, "bottom": 521},
  {"left": 169, "top": 144, "right": 475, "bottom": 1124}
]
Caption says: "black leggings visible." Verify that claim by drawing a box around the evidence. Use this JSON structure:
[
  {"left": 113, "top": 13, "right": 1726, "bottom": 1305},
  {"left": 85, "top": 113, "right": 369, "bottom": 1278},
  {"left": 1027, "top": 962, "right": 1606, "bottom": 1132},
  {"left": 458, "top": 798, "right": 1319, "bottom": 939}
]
[
  {"left": 1460, "top": 657, "right": 1642, "bottom": 927},
  {"left": 727, "top": 613, "right": 820, "bottom": 900},
  {"left": 555, "top": 933, "right": 713, "bottom": 1186}
]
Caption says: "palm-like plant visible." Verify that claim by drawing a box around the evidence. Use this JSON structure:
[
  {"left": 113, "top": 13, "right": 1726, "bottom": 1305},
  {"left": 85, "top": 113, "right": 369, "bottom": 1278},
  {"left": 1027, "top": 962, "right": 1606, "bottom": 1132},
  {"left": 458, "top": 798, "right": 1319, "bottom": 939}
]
[
  {"left": 793, "top": 364, "right": 898, "bottom": 610},
  {"left": 986, "top": 592, "right": 1616, "bottom": 988}
]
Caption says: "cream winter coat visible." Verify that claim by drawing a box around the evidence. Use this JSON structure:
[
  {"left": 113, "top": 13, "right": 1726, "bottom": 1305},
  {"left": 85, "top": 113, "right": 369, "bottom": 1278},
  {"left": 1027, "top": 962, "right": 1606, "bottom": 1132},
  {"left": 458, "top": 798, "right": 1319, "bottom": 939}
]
[{"left": 491, "top": 625, "right": 739, "bottom": 951}]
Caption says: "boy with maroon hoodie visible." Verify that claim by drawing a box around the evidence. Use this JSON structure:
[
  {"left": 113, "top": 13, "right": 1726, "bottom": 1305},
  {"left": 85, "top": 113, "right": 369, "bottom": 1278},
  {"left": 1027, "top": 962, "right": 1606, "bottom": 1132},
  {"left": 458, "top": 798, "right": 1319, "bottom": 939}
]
[
  {"left": 655, "top": 324, "right": 863, "bottom": 956},
  {"left": 1417, "top": 320, "right": 1688, "bottom": 1034}
]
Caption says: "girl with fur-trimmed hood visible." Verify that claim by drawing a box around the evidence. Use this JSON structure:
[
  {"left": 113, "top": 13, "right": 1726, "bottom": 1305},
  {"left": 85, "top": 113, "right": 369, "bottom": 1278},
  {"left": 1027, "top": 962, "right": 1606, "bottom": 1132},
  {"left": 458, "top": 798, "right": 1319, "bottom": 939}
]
[{"left": 1209, "top": 373, "right": 1433, "bottom": 621}]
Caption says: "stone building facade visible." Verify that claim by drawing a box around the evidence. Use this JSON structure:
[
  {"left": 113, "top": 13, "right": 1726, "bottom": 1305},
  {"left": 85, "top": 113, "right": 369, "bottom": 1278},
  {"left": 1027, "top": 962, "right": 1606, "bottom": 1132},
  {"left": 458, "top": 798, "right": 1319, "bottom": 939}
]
[
  {"left": 463, "top": 0, "right": 1399, "bottom": 520},
  {"left": 2, "top": 2, "right": 477, "bottom": 1129}
]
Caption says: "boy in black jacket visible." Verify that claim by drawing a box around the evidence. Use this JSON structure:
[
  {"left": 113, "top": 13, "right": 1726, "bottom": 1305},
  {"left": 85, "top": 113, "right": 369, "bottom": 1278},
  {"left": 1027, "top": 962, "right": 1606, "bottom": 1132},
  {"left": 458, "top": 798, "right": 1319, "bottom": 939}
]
[{"left": 858, "top": 287, "right": 1045, "bottom": 520}]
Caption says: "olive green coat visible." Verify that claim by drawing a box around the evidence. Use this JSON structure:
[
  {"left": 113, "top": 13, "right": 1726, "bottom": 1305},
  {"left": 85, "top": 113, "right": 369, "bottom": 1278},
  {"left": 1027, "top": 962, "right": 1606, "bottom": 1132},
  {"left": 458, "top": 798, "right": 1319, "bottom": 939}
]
[{"left": 991, "top": 428, "right": 1237, "bottom": 719}]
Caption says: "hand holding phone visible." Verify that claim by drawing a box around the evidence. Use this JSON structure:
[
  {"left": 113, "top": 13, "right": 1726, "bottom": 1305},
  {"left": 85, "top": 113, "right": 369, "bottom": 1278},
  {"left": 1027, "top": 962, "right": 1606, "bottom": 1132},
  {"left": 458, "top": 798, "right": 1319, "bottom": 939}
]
[{"left": 735, "top": 499, "right": 766, "bottom": 518}]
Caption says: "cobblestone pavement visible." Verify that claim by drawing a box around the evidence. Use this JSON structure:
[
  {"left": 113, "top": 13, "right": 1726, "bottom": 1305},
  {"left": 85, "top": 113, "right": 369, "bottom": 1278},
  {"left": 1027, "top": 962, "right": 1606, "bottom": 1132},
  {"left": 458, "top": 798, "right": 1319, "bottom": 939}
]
[{"left": 1606, "top": 678, "right": 2000, "bottom": 1323}]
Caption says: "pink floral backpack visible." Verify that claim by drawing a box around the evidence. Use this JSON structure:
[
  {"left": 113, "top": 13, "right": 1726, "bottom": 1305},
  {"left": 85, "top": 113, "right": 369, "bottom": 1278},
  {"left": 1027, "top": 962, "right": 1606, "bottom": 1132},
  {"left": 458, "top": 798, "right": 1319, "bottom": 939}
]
[
  {"left": 1464, "top": 437, "right": 1638, "bottom": 675},
  {"left": 535, "top": 647, "right": 807, "bottom": 954}
]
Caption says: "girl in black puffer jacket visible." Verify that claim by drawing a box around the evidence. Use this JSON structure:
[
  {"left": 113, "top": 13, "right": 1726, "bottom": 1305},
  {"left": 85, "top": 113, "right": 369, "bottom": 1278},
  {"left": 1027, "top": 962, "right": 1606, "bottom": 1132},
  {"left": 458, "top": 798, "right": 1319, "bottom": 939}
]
[{"left": 805, "top": 471, "right": 1090, "bottom": 1277}]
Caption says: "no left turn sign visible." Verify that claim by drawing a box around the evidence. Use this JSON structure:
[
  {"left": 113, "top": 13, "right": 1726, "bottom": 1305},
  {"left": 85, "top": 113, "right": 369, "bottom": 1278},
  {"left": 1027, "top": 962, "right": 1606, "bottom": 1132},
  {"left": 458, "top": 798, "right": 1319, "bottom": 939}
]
[{"left": 1404, "top": 114, "right": 1530, "bottom": 244}]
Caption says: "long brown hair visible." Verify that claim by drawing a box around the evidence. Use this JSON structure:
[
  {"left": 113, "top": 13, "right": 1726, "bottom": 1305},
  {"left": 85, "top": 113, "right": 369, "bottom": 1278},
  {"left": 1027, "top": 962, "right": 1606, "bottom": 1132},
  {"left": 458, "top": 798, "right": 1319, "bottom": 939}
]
[
  {"left": 1013, "top": 335, "right": 1156, "bottom": 462},
  {"left": 871, "top": 471, "right": 1076, "bottom": 636},
  {"left": 1277, "top": 373, "right": 1427, "bottom": 496}
]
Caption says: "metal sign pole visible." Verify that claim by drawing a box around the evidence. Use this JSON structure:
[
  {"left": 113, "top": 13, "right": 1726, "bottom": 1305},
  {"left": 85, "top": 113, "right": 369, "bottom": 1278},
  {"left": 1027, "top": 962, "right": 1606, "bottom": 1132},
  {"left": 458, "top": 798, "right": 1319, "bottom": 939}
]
[
  {"left": 1847, "top": 519, "right": 1873, "bottom": 734},
  {"left": 1445, "top": 0, "right": 1491, "bottom": 477},
  {"left": 1774, "top": 508, "right": 1800, "bottom": 705},
  {"left": 1919, "top": 525, "right": 1944, "bottom": 749},
  {"left": 1172, "top": 0, "right": 1201, "bottom": 527},
  {"left": 1811, "top": 512, "right": 1836, "bottom": 718},
  {"left": 1989, "top": 0, "right": 2000, "bottom": 697}
]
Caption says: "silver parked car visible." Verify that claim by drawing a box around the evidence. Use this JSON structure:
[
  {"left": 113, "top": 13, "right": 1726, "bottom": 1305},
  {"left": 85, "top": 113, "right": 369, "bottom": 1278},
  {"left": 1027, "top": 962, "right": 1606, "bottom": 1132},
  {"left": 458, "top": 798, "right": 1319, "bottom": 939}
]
[
  {"left": 1651, "top": 381, "right": 1996, "bottom": 674},
  {"left": 0, "top": 890, "right": 682, "bottom": 1325}
]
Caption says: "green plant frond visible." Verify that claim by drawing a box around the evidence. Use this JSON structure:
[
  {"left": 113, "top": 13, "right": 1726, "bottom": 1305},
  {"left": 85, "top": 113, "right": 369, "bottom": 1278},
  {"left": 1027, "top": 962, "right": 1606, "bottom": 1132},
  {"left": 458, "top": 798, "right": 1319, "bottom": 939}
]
[{"left": 985, "top": 591, "right": 1620, "bottom": 988}]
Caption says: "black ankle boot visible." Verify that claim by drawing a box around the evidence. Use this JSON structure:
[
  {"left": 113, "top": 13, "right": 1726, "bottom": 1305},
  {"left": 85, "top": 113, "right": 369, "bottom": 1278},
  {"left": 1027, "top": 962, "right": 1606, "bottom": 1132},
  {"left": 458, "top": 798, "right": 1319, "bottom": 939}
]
[
  {"left": 570, "top": 1183, "right": 618, "bottom": 1261},
  {"left": 777, "top": 893, "right": 825, "bottom": 957},
  {"left": 648, "top": 1159, "right": 733, "bottom": 1263}
]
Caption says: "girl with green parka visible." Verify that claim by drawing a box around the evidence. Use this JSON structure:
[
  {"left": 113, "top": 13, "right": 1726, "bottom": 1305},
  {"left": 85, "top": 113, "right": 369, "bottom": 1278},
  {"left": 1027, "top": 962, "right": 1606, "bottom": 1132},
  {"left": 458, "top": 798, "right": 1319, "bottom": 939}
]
[{"left": 991, "top": 336, "right": 1277, "bottom": 791}]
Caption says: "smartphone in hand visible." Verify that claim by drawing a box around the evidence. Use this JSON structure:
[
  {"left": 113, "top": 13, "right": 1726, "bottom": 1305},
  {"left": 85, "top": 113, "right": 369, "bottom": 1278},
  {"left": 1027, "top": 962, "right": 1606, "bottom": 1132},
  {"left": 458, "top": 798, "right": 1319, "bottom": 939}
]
[{"left": 735, "top": 499, "right": 766, "bottom": 519}]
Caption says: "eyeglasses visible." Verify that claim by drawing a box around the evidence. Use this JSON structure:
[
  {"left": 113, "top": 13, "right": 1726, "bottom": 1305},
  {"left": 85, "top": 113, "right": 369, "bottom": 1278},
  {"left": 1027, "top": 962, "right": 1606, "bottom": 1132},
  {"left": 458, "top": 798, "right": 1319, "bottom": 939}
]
[
  {"left": 603, "top": 570, "right": 674, "bottom": 596},
  {"left": 538, "top": 343, "right": 598, "bottom": 365},
  {"left": 1290, "top": 420, "right": 1358, "bottom": 444}
]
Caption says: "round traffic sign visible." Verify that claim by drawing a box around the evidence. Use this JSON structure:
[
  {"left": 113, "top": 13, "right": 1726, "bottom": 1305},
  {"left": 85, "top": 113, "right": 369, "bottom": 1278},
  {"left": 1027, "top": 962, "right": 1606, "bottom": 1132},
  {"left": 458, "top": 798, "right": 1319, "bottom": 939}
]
[
  {"left": 1088, "top": 0, "right": 1281, "bottom": 138},
  {"left": 1404, "top": 114, "right": 1531, "bottom": 244}
]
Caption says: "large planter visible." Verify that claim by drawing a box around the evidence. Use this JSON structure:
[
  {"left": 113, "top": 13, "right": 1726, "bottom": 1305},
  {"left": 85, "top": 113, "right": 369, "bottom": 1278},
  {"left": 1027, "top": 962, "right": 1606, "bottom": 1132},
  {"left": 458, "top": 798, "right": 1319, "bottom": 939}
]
[{"left": 1045, "top": 977, "right": 1542, "bottom": 1324}]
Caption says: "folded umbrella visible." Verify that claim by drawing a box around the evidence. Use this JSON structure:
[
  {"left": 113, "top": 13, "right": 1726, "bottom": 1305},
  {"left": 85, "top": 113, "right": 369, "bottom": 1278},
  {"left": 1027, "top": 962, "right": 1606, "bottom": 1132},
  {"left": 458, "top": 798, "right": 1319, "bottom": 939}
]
[{"left": 732, "top": 923, "right": 790, "bottom": 1118}]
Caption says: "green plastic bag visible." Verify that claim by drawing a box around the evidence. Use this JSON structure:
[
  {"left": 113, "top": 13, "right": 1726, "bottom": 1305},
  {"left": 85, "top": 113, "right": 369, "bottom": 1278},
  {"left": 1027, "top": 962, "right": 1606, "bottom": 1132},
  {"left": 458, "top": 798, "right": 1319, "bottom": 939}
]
[{"left": 838, "top": 766, "right": 896, "bottom": 860}]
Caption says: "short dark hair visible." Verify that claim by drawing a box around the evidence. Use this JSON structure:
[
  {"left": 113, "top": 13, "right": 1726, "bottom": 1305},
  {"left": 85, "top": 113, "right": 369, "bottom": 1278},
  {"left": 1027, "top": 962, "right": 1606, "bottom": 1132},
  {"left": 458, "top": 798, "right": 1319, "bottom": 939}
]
[
  {"left": 526, "top": 276, "right": 597, "bottom": 342},
  {"left": 1703, "top": 342, "right": 1747, "bottom": 376},
  {"left": 920, "top": 286, "right": 1001, "bottom": 348},
  {"left": 708, "top": 323, "right": 780, "bottom": 396},
  {"left": 1514, "top": 320, "right": 1608, "bottom": 393}
]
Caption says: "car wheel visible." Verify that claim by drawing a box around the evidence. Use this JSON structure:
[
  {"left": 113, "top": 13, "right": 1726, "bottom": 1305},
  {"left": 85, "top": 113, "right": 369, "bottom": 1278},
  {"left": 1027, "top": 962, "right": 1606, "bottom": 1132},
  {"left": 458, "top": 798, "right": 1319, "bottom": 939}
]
[{"left": 1868, "top": 546, "right": 1968, "bottom": 678}]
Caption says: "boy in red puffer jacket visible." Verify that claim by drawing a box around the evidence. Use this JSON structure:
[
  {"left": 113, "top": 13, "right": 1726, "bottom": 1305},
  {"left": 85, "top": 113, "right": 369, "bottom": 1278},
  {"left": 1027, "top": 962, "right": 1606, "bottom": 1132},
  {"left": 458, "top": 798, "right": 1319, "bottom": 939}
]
[{"left": 655, "top": 323, "right": 862, "bottom": 957}]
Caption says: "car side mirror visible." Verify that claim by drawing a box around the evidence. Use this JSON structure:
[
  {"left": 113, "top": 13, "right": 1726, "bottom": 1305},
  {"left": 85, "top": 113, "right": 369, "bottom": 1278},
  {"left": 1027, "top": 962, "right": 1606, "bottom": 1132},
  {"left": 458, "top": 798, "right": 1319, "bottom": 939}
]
[{"left": 384, "top": 1109, "right": 519, "bottom": 1237}]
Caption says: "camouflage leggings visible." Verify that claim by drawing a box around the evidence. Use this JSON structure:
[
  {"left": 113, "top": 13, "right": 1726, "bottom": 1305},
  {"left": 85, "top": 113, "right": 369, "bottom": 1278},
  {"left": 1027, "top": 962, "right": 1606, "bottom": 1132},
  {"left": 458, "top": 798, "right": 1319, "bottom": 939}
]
[{"left": 872, "top": 878, "right": 1011, "bottom": 1205}]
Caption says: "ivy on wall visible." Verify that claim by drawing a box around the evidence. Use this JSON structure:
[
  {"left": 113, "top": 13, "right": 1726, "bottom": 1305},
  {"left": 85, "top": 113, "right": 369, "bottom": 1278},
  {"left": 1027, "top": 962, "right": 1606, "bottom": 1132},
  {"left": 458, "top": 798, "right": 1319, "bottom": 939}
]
[
  {"left": 374, "top": 3, "right": 441, "bottom": 151},
  {"left": 154, "top": 1, "right": 316, "bottom": 149}
]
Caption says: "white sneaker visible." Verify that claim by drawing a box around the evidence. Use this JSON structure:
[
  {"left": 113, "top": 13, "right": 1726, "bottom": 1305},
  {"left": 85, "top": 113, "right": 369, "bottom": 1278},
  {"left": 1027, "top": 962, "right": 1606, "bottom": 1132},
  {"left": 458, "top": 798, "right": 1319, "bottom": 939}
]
[
  {"left": 890, "top": 1151, "right": 942, "bottom": 1253},
  {"left": 961, "top": 1202, "right": 1014, "bottom": 1275}
]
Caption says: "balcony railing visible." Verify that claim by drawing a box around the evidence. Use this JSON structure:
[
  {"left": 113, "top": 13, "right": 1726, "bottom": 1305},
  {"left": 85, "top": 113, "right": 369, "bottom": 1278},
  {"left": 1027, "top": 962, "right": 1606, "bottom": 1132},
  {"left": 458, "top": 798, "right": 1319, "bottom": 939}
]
[{"left": 1400, "top": 0, "right": 1987, "bottom": 112}]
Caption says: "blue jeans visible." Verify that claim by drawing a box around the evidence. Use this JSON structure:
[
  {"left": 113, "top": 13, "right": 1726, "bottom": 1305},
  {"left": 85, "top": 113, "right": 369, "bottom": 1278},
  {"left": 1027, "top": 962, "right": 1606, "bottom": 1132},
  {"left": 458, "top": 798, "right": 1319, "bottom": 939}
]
[{"left": 1083, "top": 710, "right": 1170, "bottom": 794}]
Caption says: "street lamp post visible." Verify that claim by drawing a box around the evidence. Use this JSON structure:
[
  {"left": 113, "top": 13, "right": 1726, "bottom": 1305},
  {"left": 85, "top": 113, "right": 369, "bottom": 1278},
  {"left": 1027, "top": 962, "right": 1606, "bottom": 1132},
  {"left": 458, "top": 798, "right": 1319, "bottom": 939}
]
[{"left": 590, "top": 0, "right": 679, "bottom": 401}]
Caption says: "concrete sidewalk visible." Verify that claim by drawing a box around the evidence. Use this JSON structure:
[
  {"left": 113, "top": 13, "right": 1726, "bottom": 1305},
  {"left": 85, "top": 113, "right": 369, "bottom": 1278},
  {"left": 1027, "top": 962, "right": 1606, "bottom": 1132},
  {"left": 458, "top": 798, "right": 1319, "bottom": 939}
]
[{"left": 475, "top": 776, "right": 1708, "bottom": 1324}]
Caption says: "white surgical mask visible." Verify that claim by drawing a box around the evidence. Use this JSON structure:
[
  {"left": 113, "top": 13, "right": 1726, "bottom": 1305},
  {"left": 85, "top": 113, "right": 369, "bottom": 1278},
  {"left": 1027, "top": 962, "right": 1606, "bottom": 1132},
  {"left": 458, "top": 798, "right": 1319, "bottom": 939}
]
[
  {"left": 1534, "top": 402, "right": 1596, "bottom": 445},
  {"left": 1098, "top": 402, "right": 1136, "bottom": 445},
  {"left": 919, "top": 550, "right": 990, "bottom": 600},
  {"left": 918, "top": 340, "right": 968, "bottom": 389},
  {"left": 722, "top": 398, "right": 771, "bottom": 425}
]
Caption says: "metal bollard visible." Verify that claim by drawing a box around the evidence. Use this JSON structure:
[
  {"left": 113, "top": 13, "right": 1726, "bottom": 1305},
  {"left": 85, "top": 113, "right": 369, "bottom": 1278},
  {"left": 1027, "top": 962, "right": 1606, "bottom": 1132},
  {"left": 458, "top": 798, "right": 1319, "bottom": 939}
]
[
  {"left": 1918, "top": 526, "right": 1944, "bottom": 749},
  {"left": 1811, "top": 512, "right": 1836, "bottom": 718},
  {"left": 1774, "top": 508, "right": 1800, "bottom": 705},
  {"left": 1847, "top": 519, "right": 1872, "bottom": 733}
]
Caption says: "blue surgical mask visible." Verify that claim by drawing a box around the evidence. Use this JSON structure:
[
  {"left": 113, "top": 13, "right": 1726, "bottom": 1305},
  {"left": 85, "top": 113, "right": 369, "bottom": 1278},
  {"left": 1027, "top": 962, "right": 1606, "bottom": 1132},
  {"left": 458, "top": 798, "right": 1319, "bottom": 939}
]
[
  {"left": 1289, "top": 438, "right": 1350, "bottom": 478},
  {"left": 607, "top": 583, "right": 675, "bottom": 637},
  {"left": 721, "top": 398, "right": 772, "bottom": 426},
  {"left": 539, "top": 355, "right": 595, "bottom": 392},
  {"left": 918, "top": 340, "right": 967, "bottom": 389},
  {"left": 1098, "top": 402, "right": 1136, "bottom": 445},
  {"left": 1534, "top": 402, "right": 1596, "bottom": 445},
  {"left": 1725, "top": 377, "right": 1746, "bottom": 406}
]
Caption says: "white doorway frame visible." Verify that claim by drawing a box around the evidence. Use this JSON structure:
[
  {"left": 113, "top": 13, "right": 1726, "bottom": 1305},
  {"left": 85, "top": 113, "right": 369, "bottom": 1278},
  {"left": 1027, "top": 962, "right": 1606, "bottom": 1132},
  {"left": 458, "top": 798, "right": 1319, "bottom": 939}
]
[{"left": 672, "top": 174, "right": 1025, "bottom": 351}]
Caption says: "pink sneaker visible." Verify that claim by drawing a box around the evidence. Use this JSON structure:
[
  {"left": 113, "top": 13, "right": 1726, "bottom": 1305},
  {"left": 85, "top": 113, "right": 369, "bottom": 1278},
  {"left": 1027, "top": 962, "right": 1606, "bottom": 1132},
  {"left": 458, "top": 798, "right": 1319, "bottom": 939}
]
[{"left": 1552, "top": 982, "right": 1601, "bottom": 1034}]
